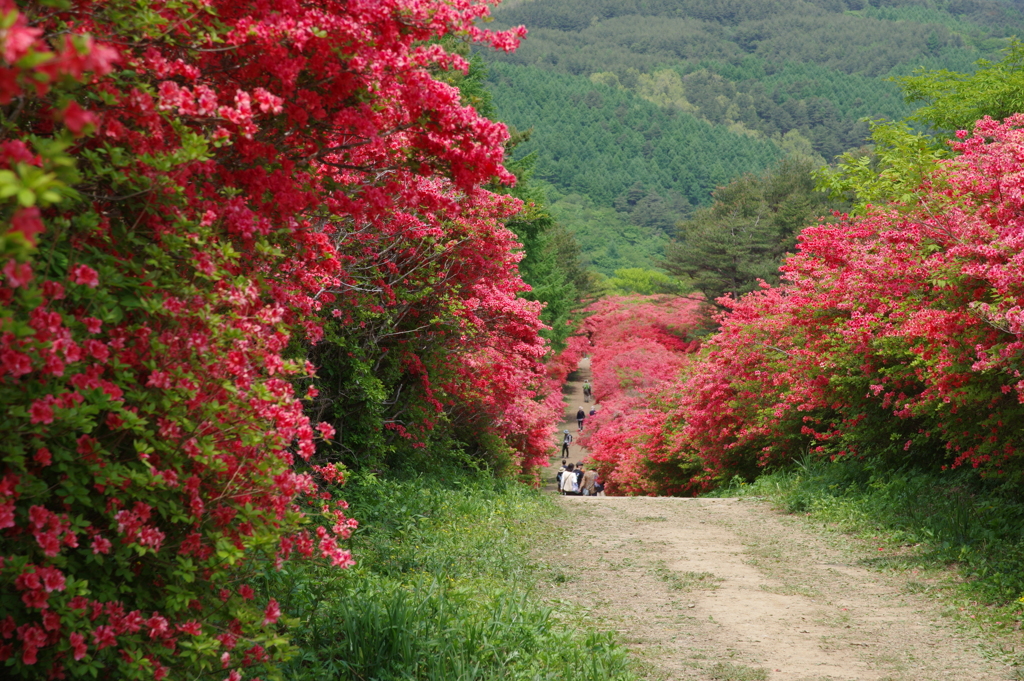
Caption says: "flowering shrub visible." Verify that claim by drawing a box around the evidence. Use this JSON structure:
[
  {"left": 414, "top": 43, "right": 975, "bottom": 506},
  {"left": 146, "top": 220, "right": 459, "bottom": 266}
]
[
  {"left": 587, "top": 116, "right": 1024, "bottom": 495},
  {"left": 576, "top": 296, "right": 704, "bottom": 495},
  {"left": 1, "top": 0, "right": 538, "bottom": 678}
]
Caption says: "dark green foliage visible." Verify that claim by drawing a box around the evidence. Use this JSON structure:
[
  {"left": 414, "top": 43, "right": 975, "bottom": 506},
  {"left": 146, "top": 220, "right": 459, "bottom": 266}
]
[
  {"left": 663, "top": 157, "right": 842, "bottom": 305},
  {"left": 493, "top": 148, "right": 594, "bottom": 350},
  {"left": 476, "top": 0, "right": 1023, "bottom": 274},
  {"left": 485, "top": 62, "right": 783, "bottom": 207}
]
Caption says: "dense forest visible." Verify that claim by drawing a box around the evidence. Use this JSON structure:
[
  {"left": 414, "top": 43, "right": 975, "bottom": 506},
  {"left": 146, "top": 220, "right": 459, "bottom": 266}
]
[{"left": 482, "top": 0, "right": 1024, "bottom": 273}]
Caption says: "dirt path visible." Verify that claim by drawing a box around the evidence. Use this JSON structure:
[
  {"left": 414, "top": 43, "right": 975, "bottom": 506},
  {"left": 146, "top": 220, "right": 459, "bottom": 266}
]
[{"left": 538, "top": 363, "right": 1017, "bottom": 681}]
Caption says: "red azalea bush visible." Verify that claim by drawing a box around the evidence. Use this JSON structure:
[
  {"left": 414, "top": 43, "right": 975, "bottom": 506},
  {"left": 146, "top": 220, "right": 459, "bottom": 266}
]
[
  {"left": 587, "top": 115, "right": 1024, "bottom": 495},
  {"left": 0, "top": 0, "right": 542, "bottom": 678},
  {"left": 576, "top": 296, "right": 704, "bottom": 495}
]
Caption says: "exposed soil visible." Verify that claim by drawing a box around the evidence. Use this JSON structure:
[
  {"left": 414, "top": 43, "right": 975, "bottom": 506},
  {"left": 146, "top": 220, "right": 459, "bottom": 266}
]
[{"left": 539, "top": 359, "right": 1019, "bottom": 681}]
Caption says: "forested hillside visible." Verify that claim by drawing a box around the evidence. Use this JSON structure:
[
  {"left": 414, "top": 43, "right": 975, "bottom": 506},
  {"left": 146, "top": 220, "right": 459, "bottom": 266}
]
[{"left": 482, "top": 0, "right": 1024, "bottom": 273}]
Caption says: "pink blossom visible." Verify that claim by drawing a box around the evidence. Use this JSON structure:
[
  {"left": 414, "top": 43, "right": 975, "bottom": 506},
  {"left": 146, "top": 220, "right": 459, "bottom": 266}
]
[
  {"left": 28, "top": 400, "right": 54, "bottom": 425},
  {"left": 92, "top": 625, "right": 117, "bottom": 650},
  {"left": 17, "top": 624, "right": 46, "bottom": 665},
  {"left": 62, "top": 101, "right": 98, "bottom": 136},
  {"left": 33, "top": 448, "right": 52, "bottom": 466},
  {"left": 176, "top": 621, "right": 202, "bottom": 636},
  {"left": 70, "top": 632, "right": 87, "bottom": 661},
  {"left": 146, "top": 615, "right": 169, "bottom": 639},
  {"left": 261, "top": 599, "right": 280, "bottom": 626},
  {"left": 0, "top": 501, "right": 15, "bottom": 529},
  {"left": 9, "top": 207, "right": 45, "bottom": 244},
  {"left": 3, "top": 259, "right": 32, "bottom": 288},
  {"left": 69, "top": 264, "right": 99, "bottom": 288},
  {"left": 316, "top": 422, "right": 336, "bottom": 439},
  {"left": 42, "top": 611, "right": 60, "bottom": 632},
  {"left": 38, "top": 566, "right": 66, "bottom": 592}
]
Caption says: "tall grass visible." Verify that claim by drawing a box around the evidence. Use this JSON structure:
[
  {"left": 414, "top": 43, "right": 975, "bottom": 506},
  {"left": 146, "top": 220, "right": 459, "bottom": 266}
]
[
  {"left": 268, "top": 468, "right": 636, "bottom": 681},
  {"left": 715, "top": 457, "right": 1024, "bottom": 620}
]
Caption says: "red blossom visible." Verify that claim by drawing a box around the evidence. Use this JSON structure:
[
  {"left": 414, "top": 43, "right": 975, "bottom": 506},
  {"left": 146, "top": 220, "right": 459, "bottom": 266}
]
[
  {"left": 68, "top": 264, "right": 99, "bottom": 288},
  {"left": 261, "top": 599, "right": 280, "bottom": 627},
  {"left": 69, "top": 632, "right": 87, "bottom": 661},
  {"left": 9, "top": 207, "right": 45, "bottom": 245},
  {"left": 0, "top": 0, "right": 537, "bottom": 676}
]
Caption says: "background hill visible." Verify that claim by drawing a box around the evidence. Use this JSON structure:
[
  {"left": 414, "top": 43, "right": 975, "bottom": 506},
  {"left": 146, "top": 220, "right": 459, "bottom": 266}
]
[{"left": 480, "top": 0, "right": 1024, "bottom": 274}]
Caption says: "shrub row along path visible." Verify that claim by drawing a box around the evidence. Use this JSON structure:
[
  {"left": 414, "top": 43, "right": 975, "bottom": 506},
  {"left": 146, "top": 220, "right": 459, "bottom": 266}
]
[{"left": 539, "top": 359, "right": 1014, "bottom": 680}]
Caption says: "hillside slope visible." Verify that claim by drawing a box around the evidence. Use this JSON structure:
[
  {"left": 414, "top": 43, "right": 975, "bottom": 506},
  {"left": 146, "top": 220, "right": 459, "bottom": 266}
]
[{"left": 481, "top": 0, "right": 1024, "bottom": 272}]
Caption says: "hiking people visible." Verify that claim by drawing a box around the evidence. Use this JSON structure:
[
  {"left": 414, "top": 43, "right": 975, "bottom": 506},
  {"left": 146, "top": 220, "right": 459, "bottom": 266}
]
[
  {"left": 583, "top": 380, "right": 592, "bottom": 402},
  {"left": 576, "top": 406, "right": 585, "bottom": 432},
  {"left": 580, "top": 465, "right": 598, "bottom": 496},
  {"left": 560, "top": 463, "right": 580, "bottom": 495},
  {"left": 556, "top": 462, "right": 567, "bottom": 489},
  {"left": 561, "top": 430, "right": 572, "bottom": 457},
  {"left": 589, "top": 405, "right": 597, "bottom": 417}
]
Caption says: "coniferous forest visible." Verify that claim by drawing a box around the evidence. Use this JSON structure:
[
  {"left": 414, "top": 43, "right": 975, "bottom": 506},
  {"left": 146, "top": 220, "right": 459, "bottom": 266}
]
[{"left": 481, "top": 0, "right": 1024, "bottom": 274}]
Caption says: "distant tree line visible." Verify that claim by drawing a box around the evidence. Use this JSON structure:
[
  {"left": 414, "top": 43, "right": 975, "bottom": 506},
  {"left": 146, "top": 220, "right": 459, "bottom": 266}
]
[{"left": 485, "top": 63, "right": 782, "bottom": 208}]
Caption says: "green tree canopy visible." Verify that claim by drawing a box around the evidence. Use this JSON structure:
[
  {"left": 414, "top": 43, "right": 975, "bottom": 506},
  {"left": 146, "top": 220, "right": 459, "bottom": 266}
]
[{"left": 664, "top": 157, "right": 842, "bottom": 305}]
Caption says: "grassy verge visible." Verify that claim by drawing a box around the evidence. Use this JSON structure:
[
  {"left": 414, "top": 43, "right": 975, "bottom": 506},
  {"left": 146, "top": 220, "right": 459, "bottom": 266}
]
[
  {"left": 268, "top": 466, "right": 638, "bottom": 681},
  {"left": 713, "top": 457, "right": 1024, "bottom": 632}
]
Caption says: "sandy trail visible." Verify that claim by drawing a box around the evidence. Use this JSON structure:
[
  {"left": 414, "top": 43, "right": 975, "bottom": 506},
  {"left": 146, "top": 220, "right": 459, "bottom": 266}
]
[{"left": 539, "top": 360, "right": 1015, "bottom": 680}]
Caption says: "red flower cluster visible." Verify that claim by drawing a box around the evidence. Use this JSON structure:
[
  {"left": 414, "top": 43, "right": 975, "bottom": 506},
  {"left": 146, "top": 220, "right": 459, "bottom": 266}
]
[
  {"left": 584, "top": 115, "right": 1024, "bottom": 495},
  {"left": 1, "top": 0, "right": 540, "bottom": 678},
  {"left": 576, "top": 296, "right": 704, "bottom": 495}
]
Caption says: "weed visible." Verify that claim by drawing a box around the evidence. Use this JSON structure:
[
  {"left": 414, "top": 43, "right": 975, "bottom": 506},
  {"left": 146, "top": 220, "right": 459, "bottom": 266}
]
[
  {"left": 650, "top": 561, "right": 722, "bottom": 591},
  {"left": 708, "top": 661, "right": 769, "bottom": 680},
  {"left": 266, "top": 466, "right": 639, "bottom": 681}
]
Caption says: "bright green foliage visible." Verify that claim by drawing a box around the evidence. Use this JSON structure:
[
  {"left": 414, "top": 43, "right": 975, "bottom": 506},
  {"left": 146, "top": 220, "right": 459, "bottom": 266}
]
[
  {"left": 601, "top": 268, "right": 690, "bottom": 297},
  {"left": 494, "top": 150, "right": 592, "bottom": 351},
  {"left": 899, "top": 39, "right": 1024, "bottom": 135},
  {"left": 814, "top": 119, "right": 951, "bottom": 213},
  {"left": 269, "top": 468, "right": 638, "bottom": 681},
  {"left": 664, "top": 158, "right": 840, "bottom": 305},
  {"left": 545, "top": 188, "right": 673, "bottom": 276}
]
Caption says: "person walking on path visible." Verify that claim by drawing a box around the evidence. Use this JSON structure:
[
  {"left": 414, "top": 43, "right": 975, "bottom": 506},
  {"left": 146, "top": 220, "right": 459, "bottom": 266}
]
[
  {"left": 576, "top": 406, "right": 586, "bottom": 432},
  {"left": 580, "top": 465, "right": 598, "bottom": 496},
  {"left": 561, "top": 430, "right": 573, "bottom": 458},
  {"left": 583, "top": 380, "right": 592, "bottom": 403},
  {"left": 560, "top": 463, "right": 580, "bottom": 495}
]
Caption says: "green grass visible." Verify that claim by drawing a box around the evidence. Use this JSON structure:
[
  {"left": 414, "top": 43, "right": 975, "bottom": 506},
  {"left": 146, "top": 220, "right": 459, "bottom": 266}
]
[
  {"left": 707, "top": 661, "right": 769, "bottom": 681},
  {"left": 268, "top": 467, "right": 638, "bottom": 681},
  {"left": 649, "top": 561, "right": 722, "bottom": 592},
  {"left": 712, "top": 457, "right": 1024, "bottom": 629}
]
